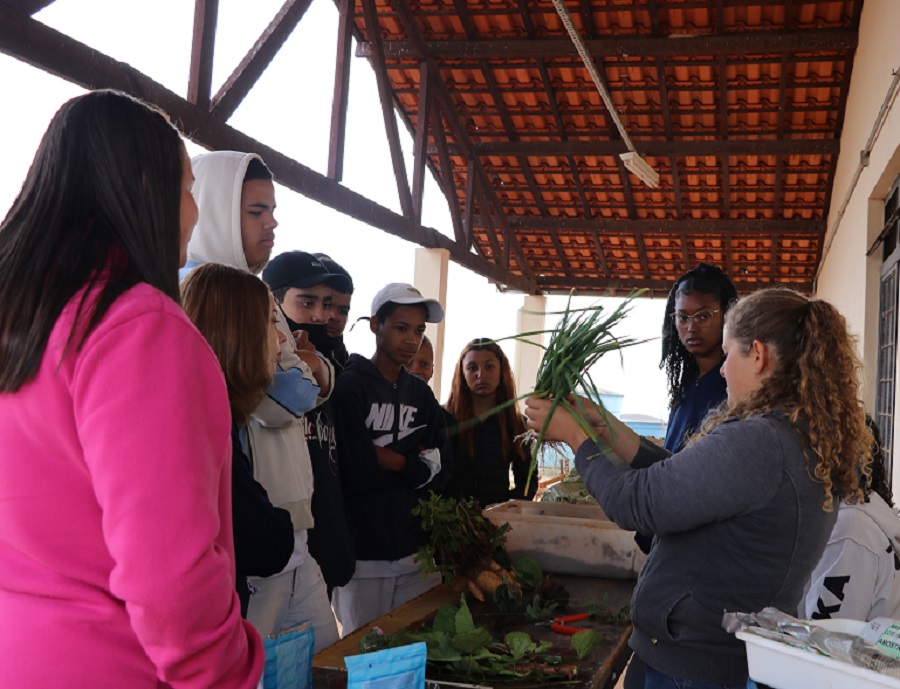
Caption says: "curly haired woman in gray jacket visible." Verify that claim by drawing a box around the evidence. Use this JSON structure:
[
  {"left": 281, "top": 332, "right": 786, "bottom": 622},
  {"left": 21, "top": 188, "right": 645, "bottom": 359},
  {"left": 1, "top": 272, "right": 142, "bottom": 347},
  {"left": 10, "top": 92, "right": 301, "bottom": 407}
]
[{"left": 525, "top": 288, "right": 872, "bottom": 689}]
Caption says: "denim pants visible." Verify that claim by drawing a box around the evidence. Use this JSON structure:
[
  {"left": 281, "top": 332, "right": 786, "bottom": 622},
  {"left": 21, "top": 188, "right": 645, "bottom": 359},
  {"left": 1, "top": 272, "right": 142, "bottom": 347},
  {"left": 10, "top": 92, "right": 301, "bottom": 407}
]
[{"left": 644, "top": 664, "right": 758, "bottom": 689}]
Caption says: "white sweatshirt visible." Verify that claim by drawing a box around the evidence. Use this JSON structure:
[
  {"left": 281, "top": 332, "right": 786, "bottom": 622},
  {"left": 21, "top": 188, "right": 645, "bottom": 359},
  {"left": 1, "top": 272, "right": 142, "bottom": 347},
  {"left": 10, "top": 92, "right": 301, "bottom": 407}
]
[
  {"left": 799, "top": 493, "right": 900, "bottom": 622},
  {"left": 183, "top": 151, "right": 332, "bottom": 556}
]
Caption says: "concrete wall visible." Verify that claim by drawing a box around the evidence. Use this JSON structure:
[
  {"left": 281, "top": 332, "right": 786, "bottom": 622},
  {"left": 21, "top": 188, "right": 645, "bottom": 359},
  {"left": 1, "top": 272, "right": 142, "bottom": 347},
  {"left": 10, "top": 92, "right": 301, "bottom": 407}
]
[{"left": 816, "top": 0, "right": 900, "bottom": 483}]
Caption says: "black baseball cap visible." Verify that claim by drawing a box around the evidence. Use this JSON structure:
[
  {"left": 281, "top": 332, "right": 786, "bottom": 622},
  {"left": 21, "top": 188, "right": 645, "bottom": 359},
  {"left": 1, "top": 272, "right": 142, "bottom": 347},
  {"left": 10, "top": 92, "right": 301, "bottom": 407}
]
[{"left": 262, "top": 251, "right": 351, "bottom": 292}]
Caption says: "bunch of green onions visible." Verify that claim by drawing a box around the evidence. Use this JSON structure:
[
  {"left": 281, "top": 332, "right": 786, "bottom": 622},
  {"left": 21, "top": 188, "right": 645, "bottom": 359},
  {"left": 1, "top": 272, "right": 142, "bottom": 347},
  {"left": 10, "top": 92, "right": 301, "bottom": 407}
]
[{"left": 492, "top": 290, "right": 646, "bottom": 489}]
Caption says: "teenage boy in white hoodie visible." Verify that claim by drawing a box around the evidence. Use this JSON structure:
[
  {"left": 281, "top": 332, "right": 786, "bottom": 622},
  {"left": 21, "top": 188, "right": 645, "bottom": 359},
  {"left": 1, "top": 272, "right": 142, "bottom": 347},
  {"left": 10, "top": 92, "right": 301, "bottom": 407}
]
[{"left": 181, "top": 151, "right": 339, "bottom": 651}]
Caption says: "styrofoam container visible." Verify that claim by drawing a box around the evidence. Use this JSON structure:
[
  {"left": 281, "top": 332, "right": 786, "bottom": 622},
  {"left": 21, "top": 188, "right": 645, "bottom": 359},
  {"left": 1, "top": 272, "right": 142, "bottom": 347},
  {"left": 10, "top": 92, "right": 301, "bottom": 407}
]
[
  {"left": 483, "top": 500, "right": 646, "bottom": 579},
  {"left": 738, "top": 619, "right": 900, "bottom": 689}
]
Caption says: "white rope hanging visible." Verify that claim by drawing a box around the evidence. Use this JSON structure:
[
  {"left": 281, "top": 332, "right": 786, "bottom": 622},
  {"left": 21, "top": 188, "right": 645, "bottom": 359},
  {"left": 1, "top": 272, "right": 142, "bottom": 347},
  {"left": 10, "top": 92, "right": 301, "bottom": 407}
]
[{"left": 549, "top": 0, "right": 659, "bottom": 187}]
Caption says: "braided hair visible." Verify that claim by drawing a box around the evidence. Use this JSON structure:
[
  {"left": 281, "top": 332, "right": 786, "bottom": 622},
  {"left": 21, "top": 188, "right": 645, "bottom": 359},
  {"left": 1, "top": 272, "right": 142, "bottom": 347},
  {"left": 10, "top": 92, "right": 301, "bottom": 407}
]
[{"left": 661, "top": 263, "right": 738, "bottom": 411}]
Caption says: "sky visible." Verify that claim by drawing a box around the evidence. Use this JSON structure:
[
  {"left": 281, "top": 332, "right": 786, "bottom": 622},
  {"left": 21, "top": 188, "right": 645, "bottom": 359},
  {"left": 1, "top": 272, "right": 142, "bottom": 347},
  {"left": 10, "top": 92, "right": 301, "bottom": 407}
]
[{"left": 0, "top": 0, "right": 671, "bottom": 420}]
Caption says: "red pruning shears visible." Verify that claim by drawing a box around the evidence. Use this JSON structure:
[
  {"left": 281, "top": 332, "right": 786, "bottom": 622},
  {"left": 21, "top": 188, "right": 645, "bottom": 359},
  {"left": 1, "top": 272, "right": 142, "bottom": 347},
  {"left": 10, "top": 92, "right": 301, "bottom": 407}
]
[{"left": 537, "top": 612, "right": 591, "bottom": 635}]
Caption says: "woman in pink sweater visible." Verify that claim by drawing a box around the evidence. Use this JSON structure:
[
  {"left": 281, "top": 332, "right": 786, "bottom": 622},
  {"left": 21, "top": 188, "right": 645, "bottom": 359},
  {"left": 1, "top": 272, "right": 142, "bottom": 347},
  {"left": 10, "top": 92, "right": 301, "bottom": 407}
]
[{"left": 0, "top": 91, "right": 263, "bottom": 687}]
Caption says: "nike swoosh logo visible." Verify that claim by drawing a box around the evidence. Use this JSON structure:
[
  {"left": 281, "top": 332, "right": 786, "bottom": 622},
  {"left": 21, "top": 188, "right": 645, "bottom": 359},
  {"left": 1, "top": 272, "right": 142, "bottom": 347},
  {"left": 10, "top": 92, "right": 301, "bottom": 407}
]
[{"left": 372, "top": 424, "right": 428, "bottom": 447}]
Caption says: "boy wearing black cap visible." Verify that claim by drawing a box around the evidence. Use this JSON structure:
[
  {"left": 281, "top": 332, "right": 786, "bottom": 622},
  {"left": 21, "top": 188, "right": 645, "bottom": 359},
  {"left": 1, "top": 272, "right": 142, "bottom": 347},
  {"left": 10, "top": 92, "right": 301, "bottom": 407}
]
[
  {"left": 314, "top": 253, "right": 354, "bottom": 373},
  {"left": 330, "top": 283, "right": 453, "bottom": 635},
  {"left": 262, "top": 252, "right": 356, "bottom": 598}
]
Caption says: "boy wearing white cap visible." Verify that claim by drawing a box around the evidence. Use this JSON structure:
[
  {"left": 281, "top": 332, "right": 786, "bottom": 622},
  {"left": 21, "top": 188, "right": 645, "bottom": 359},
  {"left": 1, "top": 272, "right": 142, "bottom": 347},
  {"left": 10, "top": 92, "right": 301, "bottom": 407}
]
[{"left": 330, "top": 283, "right": 453, "bottom": 635}]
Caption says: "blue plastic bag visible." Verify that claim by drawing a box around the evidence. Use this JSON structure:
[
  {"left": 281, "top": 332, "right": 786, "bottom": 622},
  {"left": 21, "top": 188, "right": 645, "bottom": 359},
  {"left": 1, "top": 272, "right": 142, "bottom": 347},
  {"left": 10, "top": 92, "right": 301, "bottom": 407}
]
[
  {"left": 345, "top": 641, "right": 427, "bottom": 689},
  {"left": 262, "top": 621, "right": 315, "bottom": 689}
]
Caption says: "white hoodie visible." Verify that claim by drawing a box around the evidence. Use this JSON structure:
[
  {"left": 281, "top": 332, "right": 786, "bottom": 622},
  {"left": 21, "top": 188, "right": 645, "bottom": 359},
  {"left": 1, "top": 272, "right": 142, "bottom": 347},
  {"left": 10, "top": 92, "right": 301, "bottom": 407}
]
[
  {"left": 799, "top": 493, "right": 900, "bottom": 622},
  {"left": 183, "top": 151, "right": 332, "bottom": 539}
]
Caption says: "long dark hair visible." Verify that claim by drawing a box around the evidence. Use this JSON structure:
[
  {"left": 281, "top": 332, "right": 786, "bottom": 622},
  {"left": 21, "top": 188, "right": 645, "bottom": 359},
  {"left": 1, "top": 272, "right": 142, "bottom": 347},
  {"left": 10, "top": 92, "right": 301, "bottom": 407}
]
[
  {"left": 0, "top": 90, "right": 184, "bottom": 392},
  {"left": 181, "top": 264, "right": 273, "bottom": 426},
  {"left": 445, "top": 338, "right": 527, "bottom": 463},
  {"left": 660, "top": 263, "right": 738, "bottom": 410}
]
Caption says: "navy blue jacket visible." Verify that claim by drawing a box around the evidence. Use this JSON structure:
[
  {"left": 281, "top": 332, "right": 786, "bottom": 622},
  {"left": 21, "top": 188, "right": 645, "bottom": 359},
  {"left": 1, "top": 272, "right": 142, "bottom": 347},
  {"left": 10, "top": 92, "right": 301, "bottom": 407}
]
[
  {"left": 332, "top": 355, "right": 452, "bottom": 562},
  {"left": 664, "top": 362, "right": 727, "bottom": 453}
]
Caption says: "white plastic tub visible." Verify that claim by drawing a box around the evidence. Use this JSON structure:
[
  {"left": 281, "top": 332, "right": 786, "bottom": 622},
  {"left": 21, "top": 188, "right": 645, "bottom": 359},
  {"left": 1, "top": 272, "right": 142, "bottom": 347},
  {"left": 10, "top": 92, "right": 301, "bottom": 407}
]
[
  {"left": 483, "top": 500, "right": 646, "bottom": 579},
  {"left": 738, "top": 619, "right": 900, "bottom": 689}
]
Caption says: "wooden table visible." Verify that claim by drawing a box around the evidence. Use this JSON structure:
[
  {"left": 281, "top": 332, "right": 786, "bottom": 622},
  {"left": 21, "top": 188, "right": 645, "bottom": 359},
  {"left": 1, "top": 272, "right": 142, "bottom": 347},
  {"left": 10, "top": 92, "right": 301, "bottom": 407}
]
[{"left": 313, "top": 574, "right": 635, "bottom": 689}]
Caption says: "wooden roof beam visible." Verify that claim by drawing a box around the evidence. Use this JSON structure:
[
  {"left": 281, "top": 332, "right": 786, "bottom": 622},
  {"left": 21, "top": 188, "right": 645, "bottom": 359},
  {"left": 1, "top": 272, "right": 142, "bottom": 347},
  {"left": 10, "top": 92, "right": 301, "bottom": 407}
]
[
  {"left": 498, "top": 216, "right": 824, "bottom": 234},
  {"left": 327, "top": 0, "right": 354, "bottom": 181},
  {"left": 361, "top": 0, "right": 414, "bottom": 219},
  {"left": 210, "top": 0, "right": 310, "bottom": 121},
  {"left": 187, "top": 0, "right": 218, "bottom": 110},
  {"left": 3, "top": 0, "right": 55, "bottom": 15},
  {"left": 534, "top": 58, "right": 593, "bottom": 220},
  {"left": 589, "top": 229, "right": 610, "bottom": 279},
  {"left": 538, "top": 276, "right": 814, "bottom": 295},
  {"left": 411, "top": 61, "right": 431, "bottom": 224},
  {"left": 387, "top": 0, "right": 536, "bottom": 284},
  {"left": 0, "top": 5, "right": 538, "bottom": 295},
  {"left": 468, "top": 139, "right": 839, "bottom": 157},
  {"left": 430, "top": 104, "right": 465, "bottom": 246},
  {"left": 360, "top": 30, "right": 858, "bottom": 60}
]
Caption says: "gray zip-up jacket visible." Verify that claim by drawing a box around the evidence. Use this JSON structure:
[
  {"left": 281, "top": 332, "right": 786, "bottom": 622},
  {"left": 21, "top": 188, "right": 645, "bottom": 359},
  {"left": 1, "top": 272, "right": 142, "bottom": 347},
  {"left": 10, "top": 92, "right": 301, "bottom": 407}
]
[{"left": 575, "top": 412, "right": 836, "bottom": 685}]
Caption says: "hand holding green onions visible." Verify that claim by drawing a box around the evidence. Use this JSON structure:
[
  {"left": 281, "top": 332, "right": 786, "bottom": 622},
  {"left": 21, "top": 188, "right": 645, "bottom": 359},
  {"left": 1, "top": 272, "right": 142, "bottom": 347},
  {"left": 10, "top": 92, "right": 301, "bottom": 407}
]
[
  {"left": 524, "top": 394, "right": 641, "bottom": 462},
  {"left": 489, "top": 291, "right": 647, "bottom": 489}
]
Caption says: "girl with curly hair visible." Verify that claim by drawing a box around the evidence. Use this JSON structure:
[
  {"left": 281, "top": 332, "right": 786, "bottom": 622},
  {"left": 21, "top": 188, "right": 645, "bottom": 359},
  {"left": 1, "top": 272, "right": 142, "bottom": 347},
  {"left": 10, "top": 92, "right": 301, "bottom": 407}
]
[
  {"left": 524, "top": 287, "right": 871, "bottom": 689},
  {"left": 444, "top": 338, "right": 535, "bottom": 507}
]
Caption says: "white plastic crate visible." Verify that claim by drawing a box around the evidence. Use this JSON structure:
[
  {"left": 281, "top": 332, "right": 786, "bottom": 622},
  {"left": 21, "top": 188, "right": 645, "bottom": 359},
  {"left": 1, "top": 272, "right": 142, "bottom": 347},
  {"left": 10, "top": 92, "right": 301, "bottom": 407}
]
[
  {"left": 483, "top": 500, "right": 646, "bottom": 579},
  {"left": 738, "top": 619, "right": 900, "bottom": 689}
]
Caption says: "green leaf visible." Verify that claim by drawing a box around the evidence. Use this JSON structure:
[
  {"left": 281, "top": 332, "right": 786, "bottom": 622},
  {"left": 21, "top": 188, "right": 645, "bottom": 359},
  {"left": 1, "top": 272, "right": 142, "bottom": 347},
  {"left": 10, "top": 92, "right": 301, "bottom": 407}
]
[
  {"left": 455, "top": 594, "right": 475, "bottom": 634},
  {"left": 427, "top": 642, "right": 463, "bottom": 663},
  {"left": 454, "top": 655, "right": 483, "bottom": 677},
  {"left": 535, "top": 640, "right": 554, "bottom": 654},
  {"left": 571, "top": 629, "right": 604, "bottom": 659},
  {"left": 451, "top": 627, "right": 493, "bottom": 654},
  {"left": 512, "top": 556, "right": 543, "bottom": 589},
  {"left": 503, "top": 631, "right": 536, "bottom": 660},
  {"left": 433, "top": 604, "right": 458, "bottom": 635}
]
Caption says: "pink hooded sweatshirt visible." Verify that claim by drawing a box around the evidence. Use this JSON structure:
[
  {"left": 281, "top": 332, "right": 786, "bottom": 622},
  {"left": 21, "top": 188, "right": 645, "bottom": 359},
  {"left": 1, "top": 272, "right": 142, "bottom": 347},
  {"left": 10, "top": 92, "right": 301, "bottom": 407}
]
[{"left": 0, "top": 281, "right": 263, "bottom": 687}]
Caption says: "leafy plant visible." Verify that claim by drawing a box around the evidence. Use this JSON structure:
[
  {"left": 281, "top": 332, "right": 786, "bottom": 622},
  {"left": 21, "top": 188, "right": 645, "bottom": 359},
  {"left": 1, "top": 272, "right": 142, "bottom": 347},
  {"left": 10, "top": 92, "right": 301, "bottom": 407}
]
[
  {"left": 571, "top": 630, "right": 604, "bottom": 660},
  {"left": 359, "top": 595, "right": 580, "bottom": 684},
  {"left": 462, "top": 290, "right": 646, "bottom": 489},
  {"left": 413, "top": 493, "right": 521, "bottom": 602},
  {"left": 586, "top": 592, "right": 631, "bottom": 623},
  {"left": 525, "top": 593, "right": 560, "bottom": 622}
]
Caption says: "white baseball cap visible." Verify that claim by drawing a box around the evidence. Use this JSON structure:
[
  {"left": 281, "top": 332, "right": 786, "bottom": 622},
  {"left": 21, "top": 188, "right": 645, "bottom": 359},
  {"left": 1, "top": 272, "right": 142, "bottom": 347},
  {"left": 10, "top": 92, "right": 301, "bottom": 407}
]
[{"left": 371, "top": 283, "right": 444, "bottom": 323}]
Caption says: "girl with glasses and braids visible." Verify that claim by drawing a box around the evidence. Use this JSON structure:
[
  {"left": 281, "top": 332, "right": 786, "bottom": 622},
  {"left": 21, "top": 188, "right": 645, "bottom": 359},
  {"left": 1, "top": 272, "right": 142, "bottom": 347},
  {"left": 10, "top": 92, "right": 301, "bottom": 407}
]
[
  {"left": 524, "top": 288, "right": 872, "bottom": 689},
  {"left": 624, "top": 264, "right": 737, "bottom": 688},
  {"left": 661, "top": 263, "right": 738, "bottom": 455}
]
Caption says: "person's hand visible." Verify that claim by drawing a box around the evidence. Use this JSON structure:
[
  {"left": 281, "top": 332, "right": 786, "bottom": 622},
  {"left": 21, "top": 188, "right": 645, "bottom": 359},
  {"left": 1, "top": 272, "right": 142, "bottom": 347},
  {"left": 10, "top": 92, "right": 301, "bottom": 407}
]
[
  {"left": 570, "top": 393, "right": 611, "bottom": 434},
  {"left": 375, "top": 446, "right": 406, "bottom": 472},
  {"left": 524, "top": 396, "right": 589, "bottom": 450},
  {"left": 289, "top": 330, "right": 320, "bottom": 373},
  {"left": 293, "top": 329, "right": 315, "bottom": 353}
]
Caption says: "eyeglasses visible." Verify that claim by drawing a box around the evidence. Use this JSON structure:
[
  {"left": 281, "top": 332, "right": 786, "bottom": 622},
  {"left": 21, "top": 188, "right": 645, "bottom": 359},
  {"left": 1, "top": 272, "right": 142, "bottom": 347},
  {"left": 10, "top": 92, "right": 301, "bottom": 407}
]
[{"left": 671, "top": 309, "right": 721, "bottom": 328}]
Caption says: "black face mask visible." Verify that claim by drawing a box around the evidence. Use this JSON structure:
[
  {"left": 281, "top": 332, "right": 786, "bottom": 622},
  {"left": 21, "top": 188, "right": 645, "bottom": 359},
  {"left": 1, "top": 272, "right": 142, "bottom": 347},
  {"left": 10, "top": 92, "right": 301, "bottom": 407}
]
[{"left": 283, "top": 315, "right": 349, "bottom": 371}]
